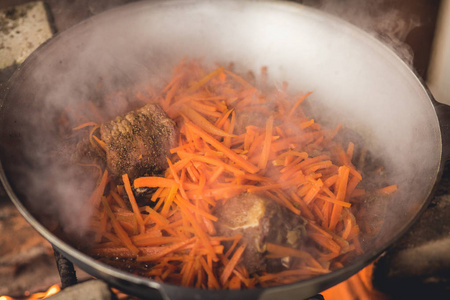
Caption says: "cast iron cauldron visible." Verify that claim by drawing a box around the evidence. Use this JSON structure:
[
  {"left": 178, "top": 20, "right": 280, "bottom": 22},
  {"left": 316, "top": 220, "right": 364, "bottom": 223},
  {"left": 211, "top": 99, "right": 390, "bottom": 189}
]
[{"left": 1, "top": 1, "right": 449, "bottom": 299}]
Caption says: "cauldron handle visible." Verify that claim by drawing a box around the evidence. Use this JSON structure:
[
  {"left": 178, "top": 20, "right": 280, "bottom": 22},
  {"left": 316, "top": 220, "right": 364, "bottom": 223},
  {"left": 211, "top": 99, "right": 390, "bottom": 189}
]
[{"left": 434, "top": 101, "right": 450, "bottom": 162}]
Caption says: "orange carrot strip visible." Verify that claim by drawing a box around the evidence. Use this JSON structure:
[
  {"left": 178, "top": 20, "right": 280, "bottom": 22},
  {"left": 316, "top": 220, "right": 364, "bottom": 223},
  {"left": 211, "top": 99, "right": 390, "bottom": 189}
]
[
  {"left": 177, "top": 151, "right": 244, "bottom": 175},
  {"left": 346, "top": 142, "right": 355, "bottom": 161},
  {"left": 161, "top": 185, "right": 179, "bottom": 217},
  {"left": 122, "top": 174, "right": 146, "bottom": 234},
  {"left": 309, "top": 232, "right": 341, "bottom": 254},
  {"left": 266, "top": 243, "right": 313, "bottom": 259},
  {"left": 316, "top": 195, "right": 352, "bottom": 208},
  {"left": 288, "top": 92, "right": 313, "bottom": 118},
  {"left": 216, "top": 108, "right": 235, "bottom": 129},
  {"left": 191, "top": 100, "right": 221, "bottom": 111},
  {"left": 264, "top": 190, "right": 301, "bottom": 215},
  {"left": 73, "top": 121, "right": 98, "bottom": 130},
  {"left": 88, "top": 169, "right": 109, "bottom": 208},
  {"left": 199, "top": 257, "right": 220, "bottom": 289},
  {"left": 377, "top": 184, "right": 398, "bottom": 195},
  {"left": 223, "top": 69, "right": 254, "bottom": 87},
  {"left": 346, "top": 175, "right": 361, "bottom": 200},
  {"left": 223, "top": 110, "right": 236, "bottom": 148},
  {"left": 185, "top": 121, "right": 259, "bottom": 174},
  {"left": 92, "top": 135, "right": 107, "bottom": 152},
  {"left": 174, "top": 194, "right": 218, "bottom": 221},
  {"left": 323, "top": 175, "right": 338, "bottom": 187},
  {"left": 110, "top": 190, "right": 127, "bottom": 209},
  {"left": 228, "top": 275, "right": 241, "bottom": 290},
  {"left": 176, "top": 196, "right": 218, "bottom": 261},
  {"left": 303, "top": 179, "right": 324, "bottom": 205},
  {"left": 95, "top": 235, "right": 180, "bottom": 249},
  {"left": 188, "top": 66, "right": 225, "bottom": 93},
  {"left": 220, "top": 242, "right": 247, "bottom": 285},
  {"left": 136, "top": 237, "right": 197, "bottom": 261},
  {"left": 180, "top": 106, "right": 236, "bottom": 137},
  {"left": 224, "top": 234, "right": 243, "bottom": 259},
  {"left": 290, "top": 192, "right": 315, "bottom": 220},
  {"left": 341, "top": 216, "right": 353, "bottom": 240},
  {"left": 208, "top": 166, "right": 225, "bottom": 184},
  {"left": 95, "top": 207, "right": 108, "bottom": 243},
  {"left": 162, "top": 72, "right": 184, "bottom": 93},
  {"left": 101, "top": 197, "right": 138, "bottom": 255},
  {"left": 329, "top": 166, "right": 350, "bottom": 231},
  {"left": 300, "top": 119, "right": 315, "bottom": 129},
  {"left": 258, "top": 115, "right": 274, "bottom": 170},
  {"left": 134, "top": 177, "right": 178, "bottom": 188}
]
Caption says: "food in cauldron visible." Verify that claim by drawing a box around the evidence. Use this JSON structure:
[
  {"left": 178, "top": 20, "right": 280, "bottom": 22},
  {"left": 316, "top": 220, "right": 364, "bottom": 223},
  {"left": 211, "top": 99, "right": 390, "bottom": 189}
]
[
  {"left": 100, "top": 103, "right": 177, "bottom": 183},
  {"left": 214, "top": 192, "right": 306, "bottom": 273},
  {"left": 71, "top": 59, "right": 397, "bottom": 289}
]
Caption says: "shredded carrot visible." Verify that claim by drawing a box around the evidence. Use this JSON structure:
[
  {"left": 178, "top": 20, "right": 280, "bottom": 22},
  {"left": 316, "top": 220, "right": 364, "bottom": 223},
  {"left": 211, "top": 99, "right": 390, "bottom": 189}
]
[
  {"left": 258, "top": 115, "right": 274, "bottom": 170},
  {"left": 134, "top": 177, "right": 178, "bottom": 188},
  {"left": 87, "top": 169, "right": 109, "bottom": 208},
  {"left": 73, "top": 121, "right": 98, "bottom": 131},
  {"left": 80, "top": 59, "right": 396, "bottom": 289},
  {"left": 185, "top": 121, "right": 259, "bottom": 174},
  {"left": 93, "top": 135, "right": 107, "bottom": 152},
  {"left": 180, "top": 106, "right": 236, "bottom": 137},
  {"left": 122, "top": 174, "right": 146, "bottom": 234},
  {"left": 136, "top": 237, "right": 197, "bottom": 261},
  {"left": 288, "top": 92, "right": 312, "bottom": 118},
  {"left": 377, "top": 184, "right": 398, "bottom": 195},
  {"left": 266, "top": 243, "right": 314, "bottom": 260},
  {"left": 220, "top": 242, "right": 247, "bottom": 285},
  {"left": 188, "top": 66, "right": 225, "bottom": 93},
  {"left": 101, "top": 197, "right": 138, "bottom": 255},
  {"left": 329, "top": 166, "right": 350, "bottom": 231}
]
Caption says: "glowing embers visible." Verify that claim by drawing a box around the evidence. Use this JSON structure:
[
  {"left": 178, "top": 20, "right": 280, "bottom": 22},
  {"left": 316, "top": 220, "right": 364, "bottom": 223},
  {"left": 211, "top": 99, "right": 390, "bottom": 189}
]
[{"left": 0, "top": 284, "right": 60, "bottom": 300}]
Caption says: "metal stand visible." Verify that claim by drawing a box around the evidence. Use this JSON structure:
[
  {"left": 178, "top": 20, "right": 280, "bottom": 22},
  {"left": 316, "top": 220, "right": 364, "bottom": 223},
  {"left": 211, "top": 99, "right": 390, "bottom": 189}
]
[{"left": 52, "top": 246, "right": 78, "bottom": 288}]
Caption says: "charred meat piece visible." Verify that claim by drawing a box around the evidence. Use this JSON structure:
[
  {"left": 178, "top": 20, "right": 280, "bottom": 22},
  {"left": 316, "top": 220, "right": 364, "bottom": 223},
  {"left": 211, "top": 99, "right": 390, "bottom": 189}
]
[
  {"left": 214, "top": 193, "right": 306, "bottom": 273},
  {"left": 100, "top": 104, "right": 177, "bottom": 182}
]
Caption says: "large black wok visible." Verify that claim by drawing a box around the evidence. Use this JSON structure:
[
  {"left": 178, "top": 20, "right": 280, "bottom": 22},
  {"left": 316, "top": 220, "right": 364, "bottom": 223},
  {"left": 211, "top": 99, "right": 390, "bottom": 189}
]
[{"left": 1, "top": 1, "right": 449, "bottom": 299}]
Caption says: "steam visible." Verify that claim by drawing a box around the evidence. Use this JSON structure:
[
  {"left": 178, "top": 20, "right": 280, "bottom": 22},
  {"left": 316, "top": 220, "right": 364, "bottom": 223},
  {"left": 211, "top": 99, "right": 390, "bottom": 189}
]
[
  {"left": 0, "top": 0, "right": 440, "bottom": 253},
  {"left": 2, "top": 7, "right": 173, "bottom": 241},
  {"left": 305, "top": 0, "right": 421, "bottom": 66}
]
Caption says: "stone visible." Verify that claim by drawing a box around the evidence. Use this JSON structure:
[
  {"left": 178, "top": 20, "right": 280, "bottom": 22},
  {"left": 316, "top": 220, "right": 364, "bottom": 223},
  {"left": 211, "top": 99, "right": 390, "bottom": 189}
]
[
  {"left": 0, "top": 1, "right": 53, "bottom": 69},
  {"left": 46, "top": 280, "right": 115, "bottom": 300}
]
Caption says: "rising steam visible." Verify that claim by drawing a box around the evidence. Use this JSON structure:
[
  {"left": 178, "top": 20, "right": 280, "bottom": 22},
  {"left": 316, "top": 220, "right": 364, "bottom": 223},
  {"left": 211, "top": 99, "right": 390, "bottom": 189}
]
[
  {"left": 0, "top": 0, "right": 440, "bottom": 250},
  {"left": 304, "top": 0, "right": 420, "bottom": 66}
]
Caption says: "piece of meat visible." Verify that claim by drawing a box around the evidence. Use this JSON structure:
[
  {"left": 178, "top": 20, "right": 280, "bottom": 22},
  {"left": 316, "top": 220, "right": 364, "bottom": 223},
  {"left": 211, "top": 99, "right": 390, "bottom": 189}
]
[
  {"left": 100, "top": 103, "right": 177, "bottom": 182},
  {"left": 214, "top": 193, "right": 306, "bottom": 273}
]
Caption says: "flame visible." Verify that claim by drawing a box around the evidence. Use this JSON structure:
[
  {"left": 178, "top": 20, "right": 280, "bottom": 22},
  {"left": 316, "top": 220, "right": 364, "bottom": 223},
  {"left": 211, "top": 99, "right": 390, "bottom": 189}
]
[{"left": 0, "top": 284, "right": 61, "bottom": 300}]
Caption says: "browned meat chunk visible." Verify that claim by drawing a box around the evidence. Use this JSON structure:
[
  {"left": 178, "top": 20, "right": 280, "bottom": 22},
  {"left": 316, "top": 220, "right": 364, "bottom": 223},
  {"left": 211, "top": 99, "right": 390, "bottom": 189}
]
[
  {"left": 214, "top": 193, "right": 306, "bottom": 273},
  {"left": 100, "top": 104, "right": 177, "bottom": 182}
]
